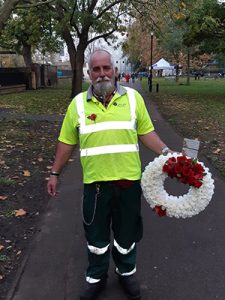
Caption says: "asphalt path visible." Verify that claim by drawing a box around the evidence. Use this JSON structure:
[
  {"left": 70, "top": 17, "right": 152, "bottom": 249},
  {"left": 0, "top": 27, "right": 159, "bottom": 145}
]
[{"left": 6, "top": 81, "right": 224, "bottom": 300}]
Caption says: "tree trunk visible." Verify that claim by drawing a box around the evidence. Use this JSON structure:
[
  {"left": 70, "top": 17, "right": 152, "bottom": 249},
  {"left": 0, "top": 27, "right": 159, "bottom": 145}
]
[
  {"left": 61, "top": 28, "right": 86, "bottom": 98},
  {"left": 175, "top": 64, "right": 179, "bottom": 82},
  {"left": 22, "top": 43, "right": 32, "bottom": 67},
  {"left": 61, "top": 28, "right": 76, "bottom": 71},
  {"left": 186, "top": 48, "right": 191, "bottom": 86},
  {"left": 71, "top": 47, "right": 85, "bottom": 98}
]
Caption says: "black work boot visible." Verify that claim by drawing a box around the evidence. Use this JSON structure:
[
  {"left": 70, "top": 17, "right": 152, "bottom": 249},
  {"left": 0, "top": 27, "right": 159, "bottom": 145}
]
[
  {"left": 118, "top": 274, "right": 141, "bottom": 300},
  {"left": 80, "top": 278, "right": 107, "bottom": 300}
]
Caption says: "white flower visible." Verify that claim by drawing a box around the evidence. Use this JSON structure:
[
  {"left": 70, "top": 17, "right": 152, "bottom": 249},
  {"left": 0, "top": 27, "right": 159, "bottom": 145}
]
[{"left": 141, "top": 153, "right": 215, "bottom": 218}]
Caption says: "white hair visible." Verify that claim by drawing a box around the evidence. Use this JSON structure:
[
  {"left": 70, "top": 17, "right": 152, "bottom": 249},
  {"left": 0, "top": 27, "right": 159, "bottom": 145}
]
[{"left": 88, "top": 48, "right": 115, "bottom": 69}]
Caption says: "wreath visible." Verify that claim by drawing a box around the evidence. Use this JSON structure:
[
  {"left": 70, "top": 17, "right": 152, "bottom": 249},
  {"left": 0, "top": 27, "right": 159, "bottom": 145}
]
[{"left": 141, "top": 153, "right": 215, "bottom": 218}]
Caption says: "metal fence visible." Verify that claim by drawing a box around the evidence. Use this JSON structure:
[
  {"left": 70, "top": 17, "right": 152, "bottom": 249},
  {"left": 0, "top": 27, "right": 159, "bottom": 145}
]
[
  {"left": 0, "top": 64, "right": 58, "bottom": 90},
  {"left": 0, "top": 67, "right": 30, "bottom": 87}
]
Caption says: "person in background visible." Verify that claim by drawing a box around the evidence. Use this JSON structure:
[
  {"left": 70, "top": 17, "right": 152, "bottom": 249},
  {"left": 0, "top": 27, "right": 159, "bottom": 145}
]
[
  {"left": 47, "top": 49, "right": 172, "bottom": 300},
  {"left": 125, "top": 73, "right": 130, "bottom": 83}
]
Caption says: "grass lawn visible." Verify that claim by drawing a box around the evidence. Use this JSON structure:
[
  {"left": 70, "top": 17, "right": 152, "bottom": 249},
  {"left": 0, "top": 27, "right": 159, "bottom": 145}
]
[
  {"left": 141, "top": 77, "right": 225, "bottom": 176},
  {"left": 0, "top": 78, "right": 90, "bottom": 114},
  {"left": 142, "top": 77, "right": 225, "bottom": 128}
]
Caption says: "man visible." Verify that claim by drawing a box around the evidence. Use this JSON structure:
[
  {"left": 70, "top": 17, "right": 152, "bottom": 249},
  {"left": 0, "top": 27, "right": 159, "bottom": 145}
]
[{"left": 47, "top": 49, "right": 171, "bottom": 300}]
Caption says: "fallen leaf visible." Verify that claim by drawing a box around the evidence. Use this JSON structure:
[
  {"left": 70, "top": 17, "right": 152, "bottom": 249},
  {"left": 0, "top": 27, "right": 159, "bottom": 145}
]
[
  {"left": 68, "top": 159, "right": 74, "bottom": 162},
  {"left": 213, "top": 148, "right": 221, "bottom": 154},
  {"left": 14, "top": 209, "right": 27, "bottom": 217},
  {"left": 0, "top": 160, "right": 5, "bottom": 165},
  {"left": 46, "top": 166, "right": 52, "bottom": 170},
  {"left": 0, "top": 275, "right": 4, "bottom": 280},
  {"left": 38, "top": 157, "right": 44, "bottom": 162},
  {"left": 6, "top": 144, "right": 14, "bottom": 149},
  {"left": 23, "top": 170, "right": 31, "bottom": 177},
  {"left": 0, "top": 196, "right": 7, "bottom": 201},
  {"left": 0, "top": 245, "right": 4, "bottom": 251},
  {"left": 16, "top": 251, "right": 22, "bottom": 256}
]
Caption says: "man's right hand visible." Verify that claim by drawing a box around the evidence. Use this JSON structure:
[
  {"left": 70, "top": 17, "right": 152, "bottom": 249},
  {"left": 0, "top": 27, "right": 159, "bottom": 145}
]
[{"left": 47, "top": 176, "right": 58, "bottom": 197}]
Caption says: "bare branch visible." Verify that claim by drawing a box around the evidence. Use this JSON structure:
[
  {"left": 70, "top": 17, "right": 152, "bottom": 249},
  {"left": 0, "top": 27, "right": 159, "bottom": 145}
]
[
  {"left": 88, "top": 5, "right": 123, "bottom": 44},
  {"left": 95, "top": 0, "right": 123, "bottom": 20},
  {"left": 70, "top": 0, "right": 78, "bottom": 26},
  {"left": 88, "top": 28, "right": 116, "bottom": 44},
  {"left": 55, "top": 2, "right": 81, "bottom": 38},
  {"left": 88, "top": 0, "right": 98, "bottom": 14},
  {"left": 61, "top": 27, "right": 77, "bottom": 70}
]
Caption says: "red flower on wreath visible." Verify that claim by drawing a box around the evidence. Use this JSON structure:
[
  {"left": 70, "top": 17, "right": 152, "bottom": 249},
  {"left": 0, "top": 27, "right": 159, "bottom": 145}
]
[
  {"left": 153, "top": 205, "right": 167, "bottom": 217},
  {"left": 87, "top": 114, "right": 97, "bottom": 122},
  {"left": 162, "top": 155, "right": 205, "bottom": 189}
]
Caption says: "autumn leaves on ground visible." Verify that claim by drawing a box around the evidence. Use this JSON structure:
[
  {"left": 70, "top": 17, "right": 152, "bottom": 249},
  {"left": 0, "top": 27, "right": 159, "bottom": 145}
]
[
  {"left": 0, "top": 119, "right": 60, "bottom": 297},
  {"left": 0, "top": 79, "right": 73, "bottom": 299},
  {"left": 1, "top": 78, "right": 225, "bottom": 299}
]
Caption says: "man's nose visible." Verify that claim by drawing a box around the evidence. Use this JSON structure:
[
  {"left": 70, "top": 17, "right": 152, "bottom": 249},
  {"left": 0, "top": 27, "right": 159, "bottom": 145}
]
[
  {"left": 99, "top": 68, "right": 105, "bottom": 77},
  {"left": 99, "top": 68, "right": 106, "bottom": 77}
]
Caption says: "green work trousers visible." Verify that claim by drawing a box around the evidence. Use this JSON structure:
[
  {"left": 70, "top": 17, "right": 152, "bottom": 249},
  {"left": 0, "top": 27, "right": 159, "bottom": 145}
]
[{"left": 82, "top": 180, "right": 143, "bottom": 281}]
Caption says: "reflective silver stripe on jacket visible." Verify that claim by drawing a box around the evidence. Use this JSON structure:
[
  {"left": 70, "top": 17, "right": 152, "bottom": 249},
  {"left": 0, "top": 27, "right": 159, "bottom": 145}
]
[
  {"left": 76, "top": 87, "right": 137, "bottom": 134},
  {"left": 80, "top": 144, "right": 139, "bottom": 157}
]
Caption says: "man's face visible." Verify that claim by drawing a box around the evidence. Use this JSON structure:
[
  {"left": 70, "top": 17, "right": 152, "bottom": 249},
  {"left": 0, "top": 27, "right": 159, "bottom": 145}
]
[{"left": 88, "top": 52, "right": 115, "bottom": 96}]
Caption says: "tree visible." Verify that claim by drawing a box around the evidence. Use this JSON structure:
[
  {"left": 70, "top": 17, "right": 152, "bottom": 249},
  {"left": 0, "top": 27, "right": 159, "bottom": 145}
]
[
  {"left": 182, "top": 0, "right": 225, "bottom": 53},
  {"left": 121, "top": 1, "right": 184, "bottom": 73},
  {"left": 45, "top": 0, "right": 157, "bottom": 97},
  {"left": 0, "top": 6, "right": 62, "bottom": 67},
  {"left": 0, "top": 0, "right": 20, "bottom": 33},
  {"left": 122, "top": 19, "right": 162, "bottom": 71},
  {"left": 0, "top": 0, "right": 54, "bottom": 34},
  {"left": 171, "top": 0, "right": 225, "bottom": 81}
]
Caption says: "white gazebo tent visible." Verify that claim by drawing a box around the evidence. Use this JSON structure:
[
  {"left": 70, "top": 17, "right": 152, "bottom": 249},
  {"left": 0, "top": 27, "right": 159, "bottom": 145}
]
[{"left": 150, "top": 58, "right": 176, "bottom": 76}]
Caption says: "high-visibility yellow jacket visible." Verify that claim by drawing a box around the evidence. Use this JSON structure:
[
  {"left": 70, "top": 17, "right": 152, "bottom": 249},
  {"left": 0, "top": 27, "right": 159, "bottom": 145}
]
[{"left": 58, "top": 84, "right": 154, "bottom": 183}]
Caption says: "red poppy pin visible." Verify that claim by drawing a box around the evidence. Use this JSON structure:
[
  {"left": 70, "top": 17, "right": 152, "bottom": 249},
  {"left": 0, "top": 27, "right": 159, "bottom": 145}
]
[{"left": 87, "top": 114, "right": 97, "bottom": 122}]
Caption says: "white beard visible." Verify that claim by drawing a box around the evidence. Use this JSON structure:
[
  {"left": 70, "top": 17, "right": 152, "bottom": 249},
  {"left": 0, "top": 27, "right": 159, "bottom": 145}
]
[{"left": 92, "top": 77, "right": 115, "bottom": 97}]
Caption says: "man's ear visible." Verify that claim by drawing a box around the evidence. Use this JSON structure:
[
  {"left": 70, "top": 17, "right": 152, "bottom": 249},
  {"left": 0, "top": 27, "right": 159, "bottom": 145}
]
[{"left": 87, "top": 69, "right": 91, "bottom": 79}]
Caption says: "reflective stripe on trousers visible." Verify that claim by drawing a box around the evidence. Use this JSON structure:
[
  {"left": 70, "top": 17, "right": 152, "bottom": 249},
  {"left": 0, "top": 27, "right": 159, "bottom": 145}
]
[
  {"left": 83, "top": 181, "right": 142, "bottom": 283},
  {"left": 87, "top": 243, "right": 110, "bottom": 255},
  {"left": 86, "top": 240, "right": 136, "bottom": 282}
]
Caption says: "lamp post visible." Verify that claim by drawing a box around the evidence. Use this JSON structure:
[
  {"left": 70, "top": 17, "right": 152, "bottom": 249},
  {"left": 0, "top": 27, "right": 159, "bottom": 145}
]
[{"left": 149, "top": 31, "right": 154, "bottom": 92}]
